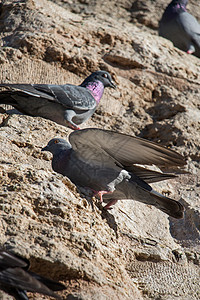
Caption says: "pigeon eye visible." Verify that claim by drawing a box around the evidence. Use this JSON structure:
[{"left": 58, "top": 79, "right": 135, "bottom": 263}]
[
  {"left": 54, "top": 139, "right": 59, "bottom": 144},
  {"left": 102, "top": 73, "right": 108, "bottom": 78}
]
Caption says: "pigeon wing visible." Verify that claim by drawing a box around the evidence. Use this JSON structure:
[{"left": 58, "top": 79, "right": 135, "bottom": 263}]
[
  {"left": 29, "top": 272, "right": 66, "bottom": 291},
  {"left": 34, "top": 84, "right": 97, "bottom": 110},
  {"left": 0, "top": 84, "right": 96, "bottom": 111},
  {"left": 69, "top": 128, "right": 185, "bottom": 168},
  {"left": 0, "top": 250, "right": 65, "bottom": 299},
  {"left": 0, "top": 268, "right": 61, "bottom": 298},
  {"left": 124, "top": 165, "right": 176, "bottom": 183},
  {"left": 0, "top": 249, "right": 28, "bottom": 269},
  {"left": 0, "top": 84, "right": 55, "bottom": 101}
]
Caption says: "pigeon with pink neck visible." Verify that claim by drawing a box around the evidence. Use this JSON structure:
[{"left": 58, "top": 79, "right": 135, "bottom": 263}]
[
  {"left": 159, "top": 0, "right": 200, "bottom": 57},
  {"left": 0, "top": 70, "right": 116, "bottom": 130}
]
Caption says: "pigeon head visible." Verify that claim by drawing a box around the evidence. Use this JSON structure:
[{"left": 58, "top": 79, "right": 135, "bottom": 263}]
[
  {"left": 171, "top": 0, "right": 188, "bottom": 5},
  {"left": 169, "top": 0, "right": 188, "bottom": 9},
  {"left": 81, "top": 71, "right": 116, "bottom": 89},
  {"left": 161, "top": 0, "right": 187, "bottom": 22},
  {"left": 42, "top": 138, "right": 71, "bottom": 155},
  {"left": 80, "top": 71, "right": 116, "bottom": 103}
]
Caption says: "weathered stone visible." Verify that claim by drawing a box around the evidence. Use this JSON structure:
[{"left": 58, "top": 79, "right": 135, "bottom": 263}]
[{"left": 0, "top": 0, "right": 199, "bottom": 299}]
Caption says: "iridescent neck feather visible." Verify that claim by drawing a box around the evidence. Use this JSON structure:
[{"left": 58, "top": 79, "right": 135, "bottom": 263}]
[
  {"left": 85, "top": 80, "right": 104, "bottom": 104},
  {"left": 173, "top": 3, "right": 187, "bottom": 11}
]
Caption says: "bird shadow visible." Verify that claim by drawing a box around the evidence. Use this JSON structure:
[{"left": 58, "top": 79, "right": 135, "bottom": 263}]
[
  {"left": 0, "top": 115, "right": 11, "bottom": 127},
  {"left": 96, "top": 203, "right": 119, "bottom": 238},
  {"left": 76, "top": 186, "right": 119, "bottom": 237}
]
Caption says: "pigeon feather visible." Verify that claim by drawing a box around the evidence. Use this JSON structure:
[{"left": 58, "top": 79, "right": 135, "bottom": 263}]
[{"left": 0, "top": 249, "right": 66, "bottom": 299}]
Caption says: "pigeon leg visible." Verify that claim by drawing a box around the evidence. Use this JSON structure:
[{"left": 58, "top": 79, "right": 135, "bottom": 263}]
[
  {"left": 187, "top": 44, "right": 195, "bottom": 54},
  {"left": 103, "top": 199, "right": 118, "bottom": 210},
  {"left": 92, "top": 190, "right": 112, "bottom": 202},
  {"left": 65, "top": 110, "right": 80, "bottom": 130}
]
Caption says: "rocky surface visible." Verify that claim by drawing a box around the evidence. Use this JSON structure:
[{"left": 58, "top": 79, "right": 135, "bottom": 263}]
[{"left": 0, "top": 0, "right": 199, "bottom": 299}]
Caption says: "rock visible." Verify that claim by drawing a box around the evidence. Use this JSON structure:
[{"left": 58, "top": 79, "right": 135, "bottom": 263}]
[{"left": 0, "top": 0, "right": 199, "bottom": 299}]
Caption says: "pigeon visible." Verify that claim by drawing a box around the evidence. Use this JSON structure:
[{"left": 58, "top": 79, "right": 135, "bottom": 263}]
[
  {"left": 159, "top": 0, "right": 200, "bottom": 57},
  {"left": 0, "top": 70, "right": 116, "bottom": 130},
  {"left": 0, "top": 248, "right": 66, "bottom": 299},
  {"left": 42, "top": 128, "right": 186, "bottom": 219}
]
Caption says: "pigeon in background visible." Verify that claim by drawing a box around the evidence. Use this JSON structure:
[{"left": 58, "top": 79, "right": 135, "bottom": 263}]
[
  {"left": 42, "top": 128, "right": 185, "bottom": 219},
  {"left": 0, "top": 70, "right": 116, "bottom": 130},
  {"left": 159, "top": 0, "right": 200, "bottom": 57},
  {"left": 0, "top": 248, "right": 66, "bottom": 299}
]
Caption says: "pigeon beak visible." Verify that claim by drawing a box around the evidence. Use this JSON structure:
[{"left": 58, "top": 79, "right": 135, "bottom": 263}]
[
  {"left": 41, "top": 145, "right": 48, "bottom": 151},
  {"left": 110, "top": 81, "right": 117, "bottom": 89}
]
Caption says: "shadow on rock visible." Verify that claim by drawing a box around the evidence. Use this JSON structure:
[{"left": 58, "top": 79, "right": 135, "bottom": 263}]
[{"left": 169, "top": 198, "right": 200, "bottom": 248}]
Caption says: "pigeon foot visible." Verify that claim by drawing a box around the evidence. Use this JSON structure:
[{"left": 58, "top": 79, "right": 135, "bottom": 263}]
[
  {"left": 103, "top": 199, "right": 118, "bottom": 210},
  {"left": 187, "top": 44, "right": 195, "bottom": 54},
  {"left": 92, "top": 190, "right": 112, "bottom": 202},
  {"left": 69, "top": 123, "right": 80, "bottom": 130}
]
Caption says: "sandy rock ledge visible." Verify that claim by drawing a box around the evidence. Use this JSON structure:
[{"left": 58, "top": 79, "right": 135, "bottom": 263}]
[{"left": 0, "top": 0, "right": 199, "bottom": 299}]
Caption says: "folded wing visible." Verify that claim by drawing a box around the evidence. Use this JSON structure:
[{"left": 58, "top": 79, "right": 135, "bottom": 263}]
[{"left": 0, "top": 84, "right": 96, "bottom": 111}]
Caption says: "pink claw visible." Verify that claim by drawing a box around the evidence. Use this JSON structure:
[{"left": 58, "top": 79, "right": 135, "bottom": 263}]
[
  {"left": 92, "top": 190, "right": 118, "bottom": 210},
  {"left": 69, "top": 124, "right": 80, "bottom": 130},
  {"left": 103, "top": 200, "right": 118, "bottom": 210},
  {"left": 92, "top": 190, "right": 112, "bottom": 203},
  {"left": 67, "top": 121, "right": 80, "bottom": 130}
]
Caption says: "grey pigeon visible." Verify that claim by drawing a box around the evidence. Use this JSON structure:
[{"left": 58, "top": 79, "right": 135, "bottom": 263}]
[
  {"left": 0, "top": 71, "right": 116, "bottom": 130},
  {"left": 42, "top": 128, "right": 185, "bottom": 219},
  {"left": 159, "top": 0, "right": 200, "bottom": 57},
  {"left": 0, "top": 248, "right": 66, "bottom": 299}
]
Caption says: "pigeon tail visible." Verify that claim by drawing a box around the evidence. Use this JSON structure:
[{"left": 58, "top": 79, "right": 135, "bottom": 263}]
[{"left": 149, "top": 190, "right": 184, "bottom": 219}]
